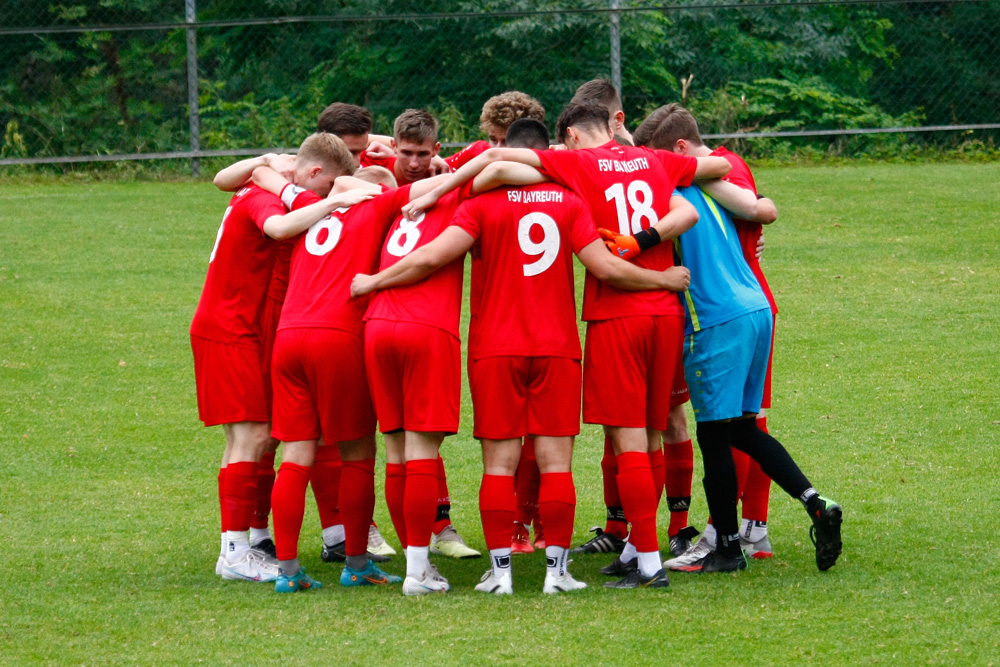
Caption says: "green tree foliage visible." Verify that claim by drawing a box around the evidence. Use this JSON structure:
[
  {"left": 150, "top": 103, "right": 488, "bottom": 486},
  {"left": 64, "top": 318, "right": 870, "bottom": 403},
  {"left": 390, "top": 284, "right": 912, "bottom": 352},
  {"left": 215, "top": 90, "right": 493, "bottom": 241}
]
[{"left": 0, "top": 0, "right": 996, "bottom": 162}]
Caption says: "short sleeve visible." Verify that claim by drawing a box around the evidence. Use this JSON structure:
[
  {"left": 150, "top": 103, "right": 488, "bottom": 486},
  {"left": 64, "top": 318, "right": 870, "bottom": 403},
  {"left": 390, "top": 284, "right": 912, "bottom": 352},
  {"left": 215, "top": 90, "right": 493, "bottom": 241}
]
[
  {"left": 445, "top": 141, "right": 489, "bottom": 170},
  {"left": 450, "top": 197, "right": 483, "bottom": 241},
  {"left": 244, "top": 188, "right": 288, "bottom": 232},
  {"left": 533, "top": 149, "right": 578, "bottom": 190},
  {"left": 568, "top": 194, "right": 600, "bottom": 254},
  {"left": 652, "top": 150, "right": 698, "bottom": 188}
]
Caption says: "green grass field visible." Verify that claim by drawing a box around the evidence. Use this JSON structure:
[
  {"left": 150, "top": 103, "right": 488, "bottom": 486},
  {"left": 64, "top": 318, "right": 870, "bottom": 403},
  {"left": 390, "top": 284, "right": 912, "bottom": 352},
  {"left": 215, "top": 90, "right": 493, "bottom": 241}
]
[{"left": 2, "top": 163, "right": 998, "bottom": 666}]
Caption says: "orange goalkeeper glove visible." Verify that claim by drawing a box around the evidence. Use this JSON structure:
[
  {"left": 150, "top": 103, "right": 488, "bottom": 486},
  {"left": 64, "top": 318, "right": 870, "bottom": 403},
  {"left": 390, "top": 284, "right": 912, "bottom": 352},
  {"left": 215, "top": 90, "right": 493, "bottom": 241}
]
[{"left": 597, "top": 227, "right": 660, "bottom": 262}]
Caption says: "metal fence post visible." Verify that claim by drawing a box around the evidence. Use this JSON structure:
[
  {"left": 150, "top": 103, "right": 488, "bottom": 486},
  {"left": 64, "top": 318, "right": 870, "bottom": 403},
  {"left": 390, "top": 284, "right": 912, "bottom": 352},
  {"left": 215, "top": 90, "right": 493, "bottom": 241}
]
[
  {"left": 186, "top": 0, "right": 200, "bottom": 177},
  {"left": 609, "top": 0, "right": 622, "bottom": 96}
]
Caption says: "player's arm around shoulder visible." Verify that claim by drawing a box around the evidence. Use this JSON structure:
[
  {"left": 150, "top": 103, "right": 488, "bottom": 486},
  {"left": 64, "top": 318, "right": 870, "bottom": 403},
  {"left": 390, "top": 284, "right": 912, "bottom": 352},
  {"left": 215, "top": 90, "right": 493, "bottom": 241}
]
[
  {"left": 576, "top": 240, "right": 690, "bottom": 292},
  {"left": 213, "top": 153, "right": 295, "bottom": 192},
  {"left": 693, "top": 155, "right": 731, "bottom": 179},
  {"left": 351, "top": 227, "right": 475, "bottom": 297}
]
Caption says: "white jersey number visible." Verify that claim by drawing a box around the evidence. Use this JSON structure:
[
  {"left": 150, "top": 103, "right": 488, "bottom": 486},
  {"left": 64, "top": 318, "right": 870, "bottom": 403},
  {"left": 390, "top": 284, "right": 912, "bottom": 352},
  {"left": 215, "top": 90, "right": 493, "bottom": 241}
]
[
  {"left": 386, "top": 212, "right": 425, "bottom": 257},
  {"left": 518, "top": 212, "right": 560, "bottom": 277},
  {"left": 604, "top": 180, "right": 658, "bottom": 234},
  {"left": 208, "top": 206, "right": 232, "bottom": 263},
  {"left": 304, "top": 214, "right": 344, "bottom": 256}
]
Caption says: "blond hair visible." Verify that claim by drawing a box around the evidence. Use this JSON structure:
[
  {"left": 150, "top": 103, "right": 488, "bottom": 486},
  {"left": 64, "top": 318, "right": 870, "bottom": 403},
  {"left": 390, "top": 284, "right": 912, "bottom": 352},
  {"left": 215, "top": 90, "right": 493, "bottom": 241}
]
[
  {"left": 353, "top": 166, "right": 397, "bottom": 188},
  {"left": 297, "top": 132, "right": 356, "bottom": 177}
]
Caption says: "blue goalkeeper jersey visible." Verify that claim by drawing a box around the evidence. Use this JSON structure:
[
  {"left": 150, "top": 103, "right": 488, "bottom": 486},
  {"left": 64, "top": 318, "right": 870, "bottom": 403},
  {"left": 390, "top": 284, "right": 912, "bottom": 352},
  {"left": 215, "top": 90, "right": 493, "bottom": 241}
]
[{"left": 673, "top": 185, "right": 770, "bottom": 335}]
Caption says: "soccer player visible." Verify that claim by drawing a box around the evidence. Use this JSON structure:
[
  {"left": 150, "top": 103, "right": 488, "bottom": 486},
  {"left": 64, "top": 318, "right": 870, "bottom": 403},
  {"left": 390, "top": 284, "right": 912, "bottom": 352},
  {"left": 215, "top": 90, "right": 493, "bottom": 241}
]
[
  {"left": 400, "top": 101, "right": 731, "bottom": 588},
  {"left": 570, "top": 78, "right": 634, "bottom": 144},
  {"left": 621, "top": 113, "right": 843, "bottom": 573},
  {"left": 633, "top": 104, "right": 783, "bottom": 565},
  {"left": 353, "top": 118, "right": 693, "bottom": 594},
  {"left": 317, "top": 102, "right": 376, "bottom": 168},
  {"left": 567, "top": 79, "right": 698, "bottom": 560},
  {"left": 191, "top": 132, "right": 361, "bottom": 583}
]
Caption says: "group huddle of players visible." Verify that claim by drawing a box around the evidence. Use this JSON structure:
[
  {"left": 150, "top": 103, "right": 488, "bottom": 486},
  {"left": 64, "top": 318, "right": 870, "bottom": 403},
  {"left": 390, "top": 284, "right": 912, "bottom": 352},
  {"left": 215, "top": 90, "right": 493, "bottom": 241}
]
[{"left": 191, "top": 79, "right": 844, "bottom": 596}]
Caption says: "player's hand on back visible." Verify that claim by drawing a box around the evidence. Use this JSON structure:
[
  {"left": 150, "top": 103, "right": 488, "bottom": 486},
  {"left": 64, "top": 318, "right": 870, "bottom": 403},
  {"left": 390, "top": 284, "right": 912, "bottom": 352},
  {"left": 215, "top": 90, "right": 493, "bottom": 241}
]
[
  {"left": 662, "top": 266, "right": 691, "bottom": 292},
  {"left": 402, "top": 192, "right": 439, "bottom": 221},
  {"left": 597, "top": 228, "right": 641, "bottom": 262},
  {"left": 351, "top": 274, "right": 377, "bottom": 298},
  {"left": 366, "top": 141, "right": 394, "bottom": 160},
  {"left": 427, "top": 156, "right": 452, "bottom": 176},
  {"left": 328, "top": 187, "right": 377, "bottom": 209},
  {"left": 756, "top": 233, "right": 765, "bottom": 260}
]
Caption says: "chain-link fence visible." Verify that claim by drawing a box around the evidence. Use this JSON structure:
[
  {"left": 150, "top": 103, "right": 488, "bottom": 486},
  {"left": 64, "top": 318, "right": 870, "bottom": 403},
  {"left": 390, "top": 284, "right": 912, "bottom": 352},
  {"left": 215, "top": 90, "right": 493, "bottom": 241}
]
[{"left": 2, "top": 0, "right": 998, "bottom": 173}]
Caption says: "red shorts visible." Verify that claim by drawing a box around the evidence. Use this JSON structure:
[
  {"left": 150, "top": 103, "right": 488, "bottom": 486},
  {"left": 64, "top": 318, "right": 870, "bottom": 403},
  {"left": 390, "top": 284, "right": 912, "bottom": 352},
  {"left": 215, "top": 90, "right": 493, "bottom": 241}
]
[
  {"left": 364, "top": 319, "right": 461, "bottom": 434},
  {"left": 469, "top": 355, "right": 582, "bottom": 439},
  {"left": 761, "top": 313, "right": 776, "bottom": 410},
  {"left": 260, "top": 296, "right": 284, "bottom": 418},
  {"left": 191, "top": 335, "right": 268, "bottom": 427},
  {"left": 582, "top": 314, "right": 684, "bottom": 431},
  {"left": 271, "top": 328, "right": 376, "bottom": 444},
  {"left": 670, "top": 356, "right": 690, "bottom": 407}
]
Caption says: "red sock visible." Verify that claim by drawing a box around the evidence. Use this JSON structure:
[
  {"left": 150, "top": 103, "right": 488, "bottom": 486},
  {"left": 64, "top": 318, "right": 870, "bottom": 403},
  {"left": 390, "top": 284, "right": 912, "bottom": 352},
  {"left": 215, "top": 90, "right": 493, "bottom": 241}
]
[
  {"left": 385, "top": 462, "right": 407, "bottom": 549},
  {"left": 615, "top": 452, "right": 658, "bottom": 552},
  {"left": 664, "top": 438, "right": 694, "bottom": 536},
  {"left": 741, "top": 416, "right": 772, "bottom": 522},
  {"left": 271, "top": 461, "right": 310, "bottom": 561},
  {"left": 648, "top": 446, "right": 665, "bottom": 509},
  {"left": 479, "top": 474, "right": 515, "bottom": 551},
  {"left": 433, "top": 454, "right": 452, "bottom": 534},
  {"left": 404, "top": 459, "right": 439, "bottom": 548},
  {"left": 252, "top": 452, "right": 276, "bottom": 530},
  {"left": 538, "top": 472, "right": 575, "bottom": 549},
  {"left": 733, "top": 447, "right": 751, "bottom": 501},
  {"left": 514, "top": 437, "right": 541, "bottom": 526},
  {"left": 601, "top": 435, "right": 628, "bottom": 539},
  {"left": 311, "top": 445, "right": 342, "bottom": 530},
  {"left": 340, "top": 458, "right": 375, "bottom": 557},
  {"left": 222, "top": 461, "right": 258, "bottom": 533},
  {"left": 218, "top": 468, "right": 228, "bottom": 532}
]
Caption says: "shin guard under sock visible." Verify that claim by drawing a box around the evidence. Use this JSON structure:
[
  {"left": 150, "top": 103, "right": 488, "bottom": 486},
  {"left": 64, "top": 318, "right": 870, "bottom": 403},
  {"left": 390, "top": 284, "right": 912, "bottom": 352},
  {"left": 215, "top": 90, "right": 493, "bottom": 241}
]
[
  {"left": 385, "top": 462, "right": 407, "bottom": 549},
  {"left": 272, "top": 462, "right": 311, "bottom": 561},
  {"left": 615, "top": 452, "right": 658, "bottom": 553},
  {"left": 664, "top": 438, "right": 694, "bottom": 536},
  {"left": 252, "top": 452, "right": 276, "bottom": 530},
  {"left": 433, "top": 454, "right": 452, "bottom": 534},
  {"left": 222, "top": 461, "right": 258, "bottom": 534},
  {"left": 601, "top": 435, "right": 628, "bottom": 539},
  {"left": 339, "top": 458, "right": 375, "bottom": 558},
  {"left": 479, "top": 474, "right": 515, "bottom": 551},
  {"left": 514, "top": 437, "right": 541, "bottom": 526},
  {"left": 311, "top": 445, "right": 342, "bottom": 530},
  {"left": 694, "top": 421, "right": 739, "bottom": 538},
  {"left": 537, "top": 472, "right": 575, "bottom": 549},
  {"left": 404, "top": 458, "right": 439, "bottom": 549}
]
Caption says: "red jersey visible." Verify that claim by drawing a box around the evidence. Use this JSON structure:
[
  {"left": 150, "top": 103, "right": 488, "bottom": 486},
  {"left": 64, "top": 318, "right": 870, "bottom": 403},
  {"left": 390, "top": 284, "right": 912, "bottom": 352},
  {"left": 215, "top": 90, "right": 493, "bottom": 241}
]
[
  {"left": 190, "top": 184, "right": 284, "bottom": 347},
  {"left": 277, "top": 185, "right": 413, "bottom": 336},
  {"left": 534, "top": 142, "right": 697, "bottom": 322},
  {"left": 364, "top": 183, "right": 474, "bottom": 338},
  {"left": 360, "top": 151, "right": 394, "bottom": 171},
  {"left": 445, "top": 140, "right": 490, "bottom": 170},
  {"left": 712, "top": 146, "right": 777, "bottom": 314},
  {"left": 266, "top": 240, "right": 294, "bottom": 302},
  {"left": 451, "top": 184, "right": 599, "bottom": 360}
]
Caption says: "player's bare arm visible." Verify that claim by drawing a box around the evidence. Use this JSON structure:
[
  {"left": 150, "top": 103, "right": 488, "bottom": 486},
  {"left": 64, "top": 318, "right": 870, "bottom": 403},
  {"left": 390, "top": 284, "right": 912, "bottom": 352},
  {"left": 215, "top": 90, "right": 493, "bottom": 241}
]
[
  {"left": 699, "top": 178, "right": 759, "bottom": 220},
  {"left": 577, "top": 240, "right": 691, "bottom": 292},
  {"left": 692, "top": 155, "right": 732, "bottom": 180},
  {"left": 261, "top": 187, "right": 376, "bottom": 240},
  {"left": 756, "top": 197, "right": 778, "bottom": 224},
  {"left": 473, "top": 161, "right": 549, "bottom": 193},
  {"left": 402, "top": 147, "right": 542, "bottom": 219},
  {"left": 351, "top": 227, "right": 475, "bottom": 298},
  {"left": 213, "top": 153, "right": 296, "bottom": 192}
]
